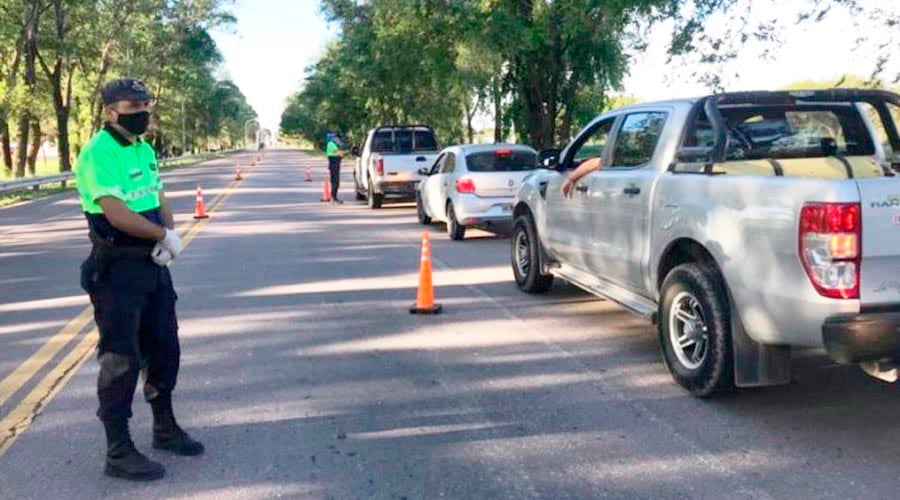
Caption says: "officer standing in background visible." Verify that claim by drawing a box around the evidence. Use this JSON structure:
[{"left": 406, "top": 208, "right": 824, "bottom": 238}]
[
  {"left": 325, "top": 133, "right": 345, "bottom": 204},
  {"left": 75, "top": 78, "right": 204, "bottom": 482}
]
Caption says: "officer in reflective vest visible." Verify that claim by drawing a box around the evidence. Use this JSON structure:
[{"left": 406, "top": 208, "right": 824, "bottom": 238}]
[
  {"left": 75, "top": 78, "right": 203, "bottom": 482},
  {"left": 325, "top": 134, "right": 345, "bottom": 204}
]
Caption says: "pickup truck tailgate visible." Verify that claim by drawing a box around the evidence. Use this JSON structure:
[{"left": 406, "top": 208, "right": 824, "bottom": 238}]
[
  {"left": 381, "top": 154, "right": 436, "bottom": 182},
  {"left": 859, "top": 178, "right": 900, "bottom": 306}
]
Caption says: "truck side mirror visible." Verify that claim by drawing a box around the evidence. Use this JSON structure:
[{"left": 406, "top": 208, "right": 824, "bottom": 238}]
[
  {"left": 351, "top": 146, "right": 360, "bottom": 156},
  {"left": 539, "top": 148, "right": 561, "bottom": 169},
  {"left": 417, "top": 167, "right": 429, "bottom": 176}
]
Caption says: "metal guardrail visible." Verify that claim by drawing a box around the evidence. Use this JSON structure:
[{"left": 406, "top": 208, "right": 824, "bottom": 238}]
[{"left": 0, "top": 149, "right": 241, "bottom": 196}]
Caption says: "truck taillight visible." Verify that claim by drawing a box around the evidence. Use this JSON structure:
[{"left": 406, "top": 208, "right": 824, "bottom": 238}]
[
  {"left": 799, "top": 203, "right": 861, "bottom": 299},
  {"left": 375, "top": 158, "right": 384, "bottom": 175},
  {"left": 455, "top": 177, "right": 476, "bottom": 194}
]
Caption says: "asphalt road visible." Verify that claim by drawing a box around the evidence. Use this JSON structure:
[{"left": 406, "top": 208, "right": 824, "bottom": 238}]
[{"left": 0, "top": 148, "right": 898, "bottom": 499}]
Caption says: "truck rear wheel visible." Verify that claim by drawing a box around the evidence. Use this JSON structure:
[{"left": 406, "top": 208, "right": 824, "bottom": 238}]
[
  {"left": 511, "top": 214, "right": 553, "bottom": 293},
  {"left": 354, "top": 173, "right": 366, "bottom": 201},
  {"left": 658, "top": 263, "right": 734, "bottom": 398},
  {"left": 367, "top": 180, "right": 383, "bottom": 209}
]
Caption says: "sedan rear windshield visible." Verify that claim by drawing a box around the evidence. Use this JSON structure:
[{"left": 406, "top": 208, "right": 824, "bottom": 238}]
[
  {"left": 371, "top": 129, "right": 438, "bottom": 153},
  {"left": 685, "top": 104, "right": 876, "bottom": 160},
  {"left": 466, "top": 151, "right": 538, "bottom": 172}
]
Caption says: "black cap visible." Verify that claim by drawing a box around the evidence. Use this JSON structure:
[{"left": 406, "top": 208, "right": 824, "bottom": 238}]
[{"left": 101, "top": 78, "right": 154, "bottom": 106}]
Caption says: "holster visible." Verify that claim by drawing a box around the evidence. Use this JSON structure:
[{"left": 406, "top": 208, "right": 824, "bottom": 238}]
[{"left": 88, "top": 231, "right": 154, "bottom": 283}]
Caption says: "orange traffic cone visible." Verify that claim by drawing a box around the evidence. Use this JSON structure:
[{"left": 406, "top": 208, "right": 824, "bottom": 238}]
[
  {"left": 234, "top": 164, "right": 243, "bottom": 181},
  {"left": 193, "top": 185, "right": 210, "bottom": 219},
  {"left": 305, "top": 166, "right": 313, "bottom": 182},
  {"left": 410, "top": 232, "right": 442, "bottom": 315},
  {"left": 320, "top": 178, "right": 332, "bottom": 202}
]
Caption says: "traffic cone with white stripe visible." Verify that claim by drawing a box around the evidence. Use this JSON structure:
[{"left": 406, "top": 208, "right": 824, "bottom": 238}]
[
  {"left": 234, "top": 164, "right": 243, "bottom": 181},
  {"left": 193, "top": 185, "right": 209, "bottom": 219},
  {"left": 305, "top": 166, "right": 313, "bottom": 182},
  {"left": 410, "top": 231, "right": 442, "bottom": 315},
  {"left": 320, "top": 178, "right": 332, "bottom": 202}
]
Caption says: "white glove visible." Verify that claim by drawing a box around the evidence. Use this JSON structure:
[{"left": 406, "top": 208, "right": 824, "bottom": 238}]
[
  {"left": 151, "top": 243, "right": 174, "bottom": 267},
  {"left": 160, "top": 228, "right": 183, "bottom": 258}
]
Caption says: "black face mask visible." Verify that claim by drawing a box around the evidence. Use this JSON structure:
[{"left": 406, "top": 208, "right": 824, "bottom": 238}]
[{"left": 117, "top": 111, "right": 150, "bottom": 136}]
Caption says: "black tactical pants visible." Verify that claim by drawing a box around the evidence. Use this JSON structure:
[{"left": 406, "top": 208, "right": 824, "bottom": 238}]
[
  {"left": 328, "top": 156, "right": 341, "bottom": 200},
  {"left": 81, "top": 255, "right": 180, "bottom": 421}
]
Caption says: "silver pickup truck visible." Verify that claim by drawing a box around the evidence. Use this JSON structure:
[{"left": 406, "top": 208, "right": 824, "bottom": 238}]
[
  {"left": 512, "top": 89, "right": 900, "bottom": 397},
  {"left": 353, "top": 125, "right": 440, "bottom": 209}
]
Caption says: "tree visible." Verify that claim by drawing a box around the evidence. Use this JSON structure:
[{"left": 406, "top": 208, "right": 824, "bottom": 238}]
[{"left": 0, "top": 0, "right": 254, "bottom": 178}]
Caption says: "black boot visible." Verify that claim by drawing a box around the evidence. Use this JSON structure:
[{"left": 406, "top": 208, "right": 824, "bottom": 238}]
[
  {"left": 151, "top": 393, "right": 204, "bottom": 456},
  {"left": 103, "top": 419, "right": 165, "bottom": 481}
]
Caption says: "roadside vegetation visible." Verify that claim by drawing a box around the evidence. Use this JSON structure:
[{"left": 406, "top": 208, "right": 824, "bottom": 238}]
[
  {"left": 281, "top": 0, "right": 900, "bottom": 150},
  {"left": 0, "top": 0, "right": 256, "bottom": 181}
]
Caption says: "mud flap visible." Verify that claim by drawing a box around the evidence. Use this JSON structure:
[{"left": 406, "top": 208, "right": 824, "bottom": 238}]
[{"left": 732, "top": 307, "right": 792, "bottom": 387}]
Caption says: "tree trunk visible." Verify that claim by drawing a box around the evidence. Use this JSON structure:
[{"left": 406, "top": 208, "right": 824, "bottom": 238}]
[
  {"left": 492, "top": 75, "right": 503, "bottom": 143},
  {"left": 16, "top": 113, "right": 30, "bottom": 178},
  {"left": 16, "top": 0, "right": 40, "bottom": 177},
  {"left": 463, "top": 99, "right": 475, "bottom": 144},
  {"left": 27, "top": 120, "right": 41, "bottom": 176},
  {"left": 0, "top": 116, "right": 12, "bottom": 176},
  {"left": 38, "top": 0, "right": 74, "bottom": 172},
  {"left": 90, "top": 43, "right": 113, "bottom": 135}
]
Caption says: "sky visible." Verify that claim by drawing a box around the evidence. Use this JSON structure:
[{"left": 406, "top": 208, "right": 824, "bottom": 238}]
[
  {"left": 211, "top": 1, "right": 896, "bottom": 134},
  {"left": 211, "top": 0, "right": 336, "bottom": 133}
]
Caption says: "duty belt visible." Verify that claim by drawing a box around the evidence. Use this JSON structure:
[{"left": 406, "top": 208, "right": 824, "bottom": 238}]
[{"left": 88, "top": 231, "right": 154, "bottom": 261}]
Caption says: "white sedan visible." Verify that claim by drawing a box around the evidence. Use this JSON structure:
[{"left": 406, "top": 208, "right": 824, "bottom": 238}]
[{"left": 416, "top": 144, "right": 539, "bottom": 240}]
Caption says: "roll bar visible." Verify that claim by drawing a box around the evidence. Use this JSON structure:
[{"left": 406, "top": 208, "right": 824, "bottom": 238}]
[{"left": 682, "top": 89, "right": 900, "bottom": 172}]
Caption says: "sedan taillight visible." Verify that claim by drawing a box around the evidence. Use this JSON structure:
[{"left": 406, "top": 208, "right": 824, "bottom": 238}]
[
  {"left": 455, "top": 177, "right": 476, "bottom": 194},
  {"left": 799, "top": 203, "right": 861, "bottom": 299},
  {"left": 375, "top": 158, "right": 384, "bottom": 175}
]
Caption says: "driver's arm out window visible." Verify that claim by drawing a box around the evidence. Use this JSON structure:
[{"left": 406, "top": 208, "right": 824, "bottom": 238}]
[{"left": 572, "top": 119, "right": 614, "bottom": 168}]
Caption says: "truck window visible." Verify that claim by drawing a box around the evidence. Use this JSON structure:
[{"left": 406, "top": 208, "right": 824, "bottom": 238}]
[
  {"left": 860, "top": 102, "right": 900, "bottom": 157},
  {"left": 610, "top": 112, "right": 668, "bottom": 168},
  {"left": 571, "top": 118, "right": 615, "bottom": 168},
  {"left": 394, "top": 130, "right": 414, "bottom": 151},
  {"left": 371, "top": 131, "right": 394, "bottom": 152},
  {"left": 682, "top": 104, "right": 876, "bottom": 161},
  {"left": 370, "top": 128, "right": 438, "bottom": 153},
  {"left": 466, "top": 150, "right": 538, "bottom": 172},
  {"left": 414, "top": 130, "right": 438, "bottom": 151}
]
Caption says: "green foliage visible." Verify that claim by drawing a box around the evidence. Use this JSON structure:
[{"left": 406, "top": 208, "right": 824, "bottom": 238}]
[
  {"left": 0, "top": 0, "right": 256, "bottom": 177},
  {"left": 281, "top": 0, "right": 698, "bottom": 150},
  {"left": 282, "top": 0, "right": 900, "bottom": 151}
]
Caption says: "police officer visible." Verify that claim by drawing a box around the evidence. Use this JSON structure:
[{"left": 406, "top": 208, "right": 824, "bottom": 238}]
[
  {"left": 75, "top": 78, "right": 203, "bottom": 482},
  {"left": 325, "top": 133, "right": 345, "bottom": 204}
]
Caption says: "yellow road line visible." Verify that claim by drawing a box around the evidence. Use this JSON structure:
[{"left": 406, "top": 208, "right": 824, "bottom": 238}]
[
  {"left": 0, "top": 329, "right": 98, "bottom": 456},
  {"left": 0, "top": 156, "right": 255, "bottom": 458},
  {"left": 0, "top": 308, "right": 93, "bottom": 408}
]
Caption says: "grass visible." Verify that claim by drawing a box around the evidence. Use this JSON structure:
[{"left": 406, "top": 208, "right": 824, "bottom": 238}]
[
  {"left": 0, "top": 151, "right": 237, "bottom": 208},
  {"left": 0, "top": 157, "right": 61, "bottom": 181}
]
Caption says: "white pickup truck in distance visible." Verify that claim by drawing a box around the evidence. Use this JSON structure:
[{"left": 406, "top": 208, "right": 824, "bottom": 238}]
[
  {"left": 512, "top": 89, "right": 900, "bottom": 397},
  {"left": 354, "top": 125, "right": 440, "bottom": 209}
]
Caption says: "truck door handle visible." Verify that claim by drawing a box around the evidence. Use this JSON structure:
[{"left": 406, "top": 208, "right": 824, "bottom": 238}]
[
  {"left": 575, "top": 184, "right": 589, "bottom": 193},
  {"left": 416, "top": 156, "right": 426, "bottom": 162},
  {"left": 539, "top": 181, "right": 549, "bottom": 198},
  {"left": 623, "top": 185, "right": 641, "bottom": 196}
]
